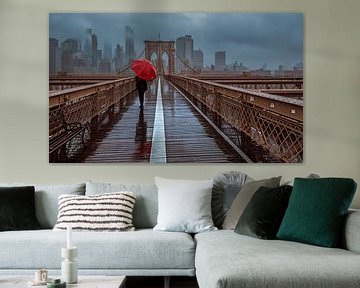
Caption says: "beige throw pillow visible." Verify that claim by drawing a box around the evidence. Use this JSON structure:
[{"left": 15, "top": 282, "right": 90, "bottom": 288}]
[
  {"left": 222, "top": 176, "right": 281, "bottom": 230},
  {"left": 53, "top": 192, "right": 136, "bottom": 232}
]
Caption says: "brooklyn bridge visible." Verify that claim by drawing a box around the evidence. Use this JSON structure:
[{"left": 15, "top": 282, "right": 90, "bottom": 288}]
[{"left": 49, "top": 40, "right": 303, "bottom": 163}]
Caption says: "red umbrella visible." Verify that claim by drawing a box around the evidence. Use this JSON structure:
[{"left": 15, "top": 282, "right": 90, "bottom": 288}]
[{"left": 131, "top": 59, "right": 157, "bottom": 81}]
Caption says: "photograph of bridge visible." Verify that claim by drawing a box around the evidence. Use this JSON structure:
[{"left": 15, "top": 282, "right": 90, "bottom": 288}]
[{"left": 49, "top": 13, "right": 303, "bottom": 163}]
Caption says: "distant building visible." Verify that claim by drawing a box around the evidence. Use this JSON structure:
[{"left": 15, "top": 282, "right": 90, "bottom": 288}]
[
  {"left": 125, "top": 26, "right": 135, "bottom": 65},
  {"left": 49, "top": 38, "right": 60, "bottom": 75},
  {"left": 113, "top": 44, "right": 124, "bottom": 73},
  {"left": 274, "top": 63, "right": 303, "bottom": 77},
  {"left": 97, "top": 49, "right": 102, "bottom": 64},
  {"left": 193, "top": 49, "right": 204, "bottom": 71},
  {"left": 294, "top": 62, "right": 303, "bottom": 71},
  {"left": 176, "top": 35, "right": 193, "bottom": 72},
  {"left": 215, "top": 51, "right": 226, "bottom": 71},
  {"left": 231, "top": 61, "right": 249, "bottom": 72},
  {"left": 103, "top": 43, "right": 112, "bottom": 60},
  {"left": 73, "top": 51, "right": 94, "bottom": 74},
  {"left": 293, "top": 62, "right": 303, "bottom": 77},
  {"left": 91, "top": 33, "right": 98, "bottom": 67},
  {"left": 84, "top": 28, "right": 92, "bottom": 57},
  {"left": 61, "top": 38, "right": 78, "bottom": 73},
  {"left": 99, "top": 59, "right": 112, "bottom": 73}
]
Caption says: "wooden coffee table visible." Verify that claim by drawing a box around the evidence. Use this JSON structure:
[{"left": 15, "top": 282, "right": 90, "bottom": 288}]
[{"left": 0, "top": 275, "right": 126, "bottom": 288}]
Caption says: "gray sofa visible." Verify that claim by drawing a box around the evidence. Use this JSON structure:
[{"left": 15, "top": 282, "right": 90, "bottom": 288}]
[{"left": 0, "top": 181, "right": 359, "bottom": 288}]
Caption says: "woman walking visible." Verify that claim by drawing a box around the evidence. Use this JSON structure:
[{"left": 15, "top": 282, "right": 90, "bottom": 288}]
[{"left": 135, "top": 76, "right": 148, "bottom": 109}]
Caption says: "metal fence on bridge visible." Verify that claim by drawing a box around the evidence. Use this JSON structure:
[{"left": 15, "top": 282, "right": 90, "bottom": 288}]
[
  {"left": 166, "top": 74, "right": 303, "bottom": 163},
  {"left": 49, "top": 77, "right": 135, "bottom": 161}
]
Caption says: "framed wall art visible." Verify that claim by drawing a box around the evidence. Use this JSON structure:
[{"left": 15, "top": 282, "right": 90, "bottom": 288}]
[{"left": 49, "top": 13, "right": 303, "bottom": 163}]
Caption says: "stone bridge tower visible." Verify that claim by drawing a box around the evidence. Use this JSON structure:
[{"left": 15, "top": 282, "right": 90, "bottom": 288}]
[{"left": 144, "top": 40, "right": 175, "bottom": 75}]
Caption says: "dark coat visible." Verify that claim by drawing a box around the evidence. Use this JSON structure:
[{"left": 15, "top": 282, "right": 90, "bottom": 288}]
[{"left": 135, "top": 76, "right": 148, "bottom": 93}]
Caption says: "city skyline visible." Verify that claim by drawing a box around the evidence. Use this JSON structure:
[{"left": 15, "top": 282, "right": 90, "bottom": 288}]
[{"left": 49, "top": 13, "right": 303, "bottom": 70}]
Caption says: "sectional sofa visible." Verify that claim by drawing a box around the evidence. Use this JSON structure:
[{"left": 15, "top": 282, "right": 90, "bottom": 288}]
[{"left": 0, "top": 178, "right": 359, "bottom": 288}]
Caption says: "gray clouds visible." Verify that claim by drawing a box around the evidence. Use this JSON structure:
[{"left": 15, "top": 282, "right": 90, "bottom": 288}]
[{"left": 49, "top": 13, "right": 303, "bottom": 70}]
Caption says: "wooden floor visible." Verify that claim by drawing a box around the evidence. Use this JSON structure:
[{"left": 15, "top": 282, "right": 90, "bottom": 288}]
[
  {"left": 82, "top": 77, "right": 247, "bottom": 163},
  {"left": 126, "top": 276, "right": 199, "bottom": 288}
]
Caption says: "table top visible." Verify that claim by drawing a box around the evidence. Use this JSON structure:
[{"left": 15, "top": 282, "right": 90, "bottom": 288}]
[{"left": 0, "top": 275, "right": 126, "bottom": 288}]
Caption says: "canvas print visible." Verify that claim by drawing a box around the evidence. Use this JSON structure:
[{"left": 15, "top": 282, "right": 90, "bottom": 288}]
[{"left": 49, "top": 13, "right": 303, "bottom": 163}]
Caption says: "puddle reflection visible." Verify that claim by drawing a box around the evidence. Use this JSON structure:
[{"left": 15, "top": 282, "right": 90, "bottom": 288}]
[{"left": 134, "top": 109, "right": 151, "bottom": 159}]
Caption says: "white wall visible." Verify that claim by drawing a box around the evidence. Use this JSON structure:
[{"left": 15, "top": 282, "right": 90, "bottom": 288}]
[{"left": 0, "top": 0, "right": 359, "bottom": 208}]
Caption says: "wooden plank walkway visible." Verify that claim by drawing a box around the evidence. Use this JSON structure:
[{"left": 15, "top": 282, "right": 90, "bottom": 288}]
[{"left": 83, "top": 77, "right": 248, "bottom": 163}]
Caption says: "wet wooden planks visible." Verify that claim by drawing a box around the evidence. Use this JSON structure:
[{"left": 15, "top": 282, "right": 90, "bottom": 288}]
[
  {"left": 82, "top": 77, "right": 247, "bottom": 163},
  {"left": 161, "top": 79, "right": 246, "bottom": 163},
  {"left": 83, "top": 82, "right": 157, "bottom": 163}
]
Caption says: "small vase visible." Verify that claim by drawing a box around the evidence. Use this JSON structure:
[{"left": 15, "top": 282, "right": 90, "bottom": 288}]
[{"left": 61, "top": 247, "right": 78, "bottom": 284}]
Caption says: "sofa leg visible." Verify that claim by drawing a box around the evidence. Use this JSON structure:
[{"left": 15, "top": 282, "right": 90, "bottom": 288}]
[{"left": 164, "top": 276, "right": 170, "bottom": 288}]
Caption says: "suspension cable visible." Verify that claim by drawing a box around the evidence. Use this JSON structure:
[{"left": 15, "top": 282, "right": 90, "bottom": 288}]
[
  {"left": 176, "top": 55, "right": 201, "bottom": 74},
  {"left": 117, "top": 48, "right": 145, "bottom": 74}
]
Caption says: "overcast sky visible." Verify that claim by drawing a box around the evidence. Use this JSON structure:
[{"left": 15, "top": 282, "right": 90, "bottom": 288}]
[{"left": 49, "top": 13, "right": 303, "bottom": 70}]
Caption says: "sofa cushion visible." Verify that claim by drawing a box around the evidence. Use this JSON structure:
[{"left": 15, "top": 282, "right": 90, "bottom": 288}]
[
  {"left": 153, "top": 177, "right": 216, "bottom": 233},
  {"left": 234, "top": 185, "right": 292, "bottom": 239},
  {"left": 222, "top": 176, "right": 281, "bottom": 229},
  {"left": 0, "top": 186, "right": 40, "bottom": 231},
  {"left": 195, "top": 230, "right": 360, "bottom": 288},
  {"left": 212, "top": 171, "right": 250, "bottom": 228},
  {"left": 0, "top": 229, "right": 195, "bottom": 272},
  {"left": 86, "top": 181, "right": 158, "bottom": 229},
  {"left": 53, "top": 192, "right": 136, "bottom": 232},
  {"left": 342, "top": 209, "right": 360, "bottom": 253},
  {"left": 277, "top": 178, "right": 357, "bottom": 247},
  {"left": 0, "top": 183, "right": 86, "bottom": 229}
]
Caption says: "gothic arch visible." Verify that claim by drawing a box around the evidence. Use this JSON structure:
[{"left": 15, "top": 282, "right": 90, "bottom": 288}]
[{"left": 144, "top": 41, "right": 175, "bottom": 75}]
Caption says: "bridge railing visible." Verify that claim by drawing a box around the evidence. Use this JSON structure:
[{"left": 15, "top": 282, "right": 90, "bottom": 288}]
[
  {"left": 166, "top": 74, "right": 303, "bottom": 163},
  {"left": 209, "top": 79, "right": 303, "bottom": 90},
  {"left": 49, "top": 74, "right": 122, "bottom": 91},
  {"left": 49, "top": 77, "right": 135, "bottom": 139}
]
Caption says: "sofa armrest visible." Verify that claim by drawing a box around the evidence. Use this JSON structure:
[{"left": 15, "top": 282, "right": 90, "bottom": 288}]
[{"left": 342, "top": 209, "right": 360, "bottom": 253}]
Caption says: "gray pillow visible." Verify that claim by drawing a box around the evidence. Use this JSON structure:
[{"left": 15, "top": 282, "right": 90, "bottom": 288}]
[
  {"left": 222, "top": 176, "right": 281, "bottom": 230},
  {"left": 86, "top": 181, "right": 158, "bottom": 229},
  {"left": 153, "top": 177, "right": 217, "bottom": 233},
  {"left": 0, "top": 183, "right": 85, "bottom": 228},
  {"left": 212, "top": 171, "right": 250, "bottom": 228},
  {"left": 284, "top": 173, "right": 320, "bottom": 186}
]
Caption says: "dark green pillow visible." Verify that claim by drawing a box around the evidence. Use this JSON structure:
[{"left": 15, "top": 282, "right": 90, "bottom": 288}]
[
  {"left": 0, "top": 186, "right": 41, "bottom": 231},
  {"left": 277, "top": 178, "right": 357, "bottom": 247},
  {"left": 235, "top": 185, "right": 292, "bottom": 239}
]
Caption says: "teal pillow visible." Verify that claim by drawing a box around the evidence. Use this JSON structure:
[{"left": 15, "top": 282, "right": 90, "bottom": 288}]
[{"left": 277, "top": 178, "right": 357, "bottom": 247}]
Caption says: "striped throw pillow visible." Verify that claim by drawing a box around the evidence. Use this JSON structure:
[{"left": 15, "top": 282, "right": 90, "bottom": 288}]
[{"left": 53, "top": 192, "right": 136, "bottom": 231}]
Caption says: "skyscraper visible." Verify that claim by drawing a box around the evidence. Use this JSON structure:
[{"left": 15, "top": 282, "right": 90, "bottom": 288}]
[
  {"left": 49, "top": 38, "right": 60, "bottom": 75},
  {"left": 61, "top": 39, "right": 78, "bottom": 73},
  {"left": 103, "top": 43, "right": 112, "bottom": 60},
  {"left": 84, "top": 28, "right": 92, "bottom": 57},
  {"left": 193, "top": 49, "right": 204, "bottom": 71},
  {"left": 125, "top": 26, "right": 135, "bottom": 65},
  {"left": 176, "top": 35, "right": 193, "bottom": 72},
  {"left": 99, "top": 59, "right": 111, "bottom": 73},
  {"left": 215, "top": 51, "right": 226, "bottom": 71},
  {"left": 113, "top": 44, "right": 124, "bottom": 73},
  {"left": 91, "top": 33, "right": 98, "bottom": 68}
]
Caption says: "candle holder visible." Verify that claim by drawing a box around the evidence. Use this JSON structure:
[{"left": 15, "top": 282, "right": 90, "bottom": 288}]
[{"left": 61, "top": 247, "right": 78, "bottom": 284}]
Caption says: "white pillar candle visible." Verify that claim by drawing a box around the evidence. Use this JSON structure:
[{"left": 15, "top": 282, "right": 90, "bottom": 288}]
[{"left": 67, "top": 225, "right": 72, "bottom": 249}]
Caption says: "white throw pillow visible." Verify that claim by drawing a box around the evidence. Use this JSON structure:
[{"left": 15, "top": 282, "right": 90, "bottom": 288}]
[
  {"left": 153, "top": 177, "right": 217, "bottom": 233},
  {"left": 53, "top": 192, "right": 135, "bottom": 232}
]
